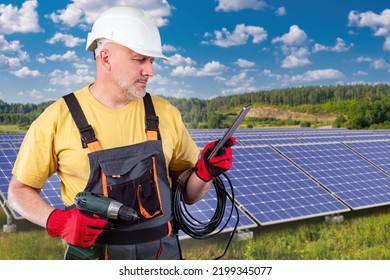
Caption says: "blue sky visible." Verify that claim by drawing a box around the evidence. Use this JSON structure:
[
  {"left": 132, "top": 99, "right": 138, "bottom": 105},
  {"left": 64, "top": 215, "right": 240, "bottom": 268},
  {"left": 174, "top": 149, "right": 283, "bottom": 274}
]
[{"left": 0, "top": 0, "right": 390, "bottom": 104}]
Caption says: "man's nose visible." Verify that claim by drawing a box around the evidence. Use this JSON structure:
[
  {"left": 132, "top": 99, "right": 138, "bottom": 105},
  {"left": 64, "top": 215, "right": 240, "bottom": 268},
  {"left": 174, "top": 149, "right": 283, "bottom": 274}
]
[{"left": 142, "top": 60, "right": 154, "bottom": 77}]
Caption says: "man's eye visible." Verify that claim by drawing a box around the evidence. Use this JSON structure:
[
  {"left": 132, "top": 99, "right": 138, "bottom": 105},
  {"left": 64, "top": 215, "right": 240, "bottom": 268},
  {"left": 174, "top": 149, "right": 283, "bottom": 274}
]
[{"left": 133, "top": 57, "right": 154, "bottom": 63}]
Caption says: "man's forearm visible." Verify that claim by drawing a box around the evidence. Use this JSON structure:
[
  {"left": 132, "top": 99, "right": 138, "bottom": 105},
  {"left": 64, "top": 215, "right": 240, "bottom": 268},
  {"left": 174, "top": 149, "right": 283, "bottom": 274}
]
[
  {"left": 7, "top": 176, "right": 54, "bottom": 228},
  {"left": 183, "top": 172, "right": 213, "bottom": 204}
]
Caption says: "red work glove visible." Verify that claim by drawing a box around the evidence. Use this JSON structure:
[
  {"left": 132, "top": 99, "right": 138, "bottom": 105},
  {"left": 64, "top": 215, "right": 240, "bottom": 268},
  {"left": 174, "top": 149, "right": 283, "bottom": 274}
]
[
  {"left": 46, "top": 207, "right": 107, "bottom": 248},
  {"left": 195, "top": 136, "right": 236, "bottom": 182}
]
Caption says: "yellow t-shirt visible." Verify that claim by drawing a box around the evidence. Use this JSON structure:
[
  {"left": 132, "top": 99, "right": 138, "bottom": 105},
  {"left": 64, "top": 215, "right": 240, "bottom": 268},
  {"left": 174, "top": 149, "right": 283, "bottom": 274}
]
[{"left": 12, "top": 85, "right": 199, "bottom": 206}]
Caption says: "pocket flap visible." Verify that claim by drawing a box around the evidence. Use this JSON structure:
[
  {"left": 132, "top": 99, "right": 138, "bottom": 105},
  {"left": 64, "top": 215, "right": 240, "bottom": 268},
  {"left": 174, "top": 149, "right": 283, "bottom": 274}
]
[
  {"left": 99, "top": 155, "right": 154, "bottom": 177},
  {"left": 87, "top": 141, "right": 161, "bottom": 178}
]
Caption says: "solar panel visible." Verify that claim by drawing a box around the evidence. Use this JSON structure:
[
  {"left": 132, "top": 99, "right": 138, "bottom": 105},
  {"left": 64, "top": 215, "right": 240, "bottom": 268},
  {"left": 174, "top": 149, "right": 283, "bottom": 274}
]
[
  {"left": 275, "top": 143, "right": 390, "bottom": 210},
  {"left": 345, "top": 134, "right": 390, "bottom": 142},
  {"left": 0, "top": 149, "right": 18, "bottom": 200},
  {"left": 191, "top": 136, "right": 218, "bottom": 148},
  {"left": 239, "top": 138, "right": 299, "bottom": 146},
  {"left": 298, "top": 135, "right": 347, "bottom": 143},
  {"left": 0, "top": 133, "right": 25, "bottom": 141},
  {"left": 345, "top": 140, "right": 390, "bottom": 174},
  {"left": 0, "top": 147, "right": 64, "bottom": 219},
  {"left": 0, "top": 142, "right": 13, "bottom": 149},
  {"left": 226, "top": 146, "right": 349, "bottom": 225}
]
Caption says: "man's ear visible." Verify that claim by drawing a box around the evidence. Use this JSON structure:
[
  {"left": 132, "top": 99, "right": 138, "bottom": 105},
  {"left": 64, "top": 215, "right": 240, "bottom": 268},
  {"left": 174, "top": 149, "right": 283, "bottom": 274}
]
[{"left": 98, "top": 49, "right": 111, "bottom": 71}]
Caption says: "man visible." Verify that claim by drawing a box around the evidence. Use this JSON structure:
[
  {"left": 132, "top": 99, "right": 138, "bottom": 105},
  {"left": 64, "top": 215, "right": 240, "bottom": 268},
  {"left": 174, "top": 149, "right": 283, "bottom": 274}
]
[{"left": 7, "top": 6, "right": 234, "bottom": 260}]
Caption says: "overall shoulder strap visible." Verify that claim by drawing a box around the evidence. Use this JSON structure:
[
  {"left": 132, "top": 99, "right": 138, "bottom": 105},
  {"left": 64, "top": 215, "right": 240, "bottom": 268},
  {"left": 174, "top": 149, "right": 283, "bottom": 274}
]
[
  {"left": 143, "top": 92, "right": 160, "bottom": 140},
  {"left": 64, "top": 92, "right": 159, "bottom": 145},
  {"left": 63, "top": 92, "right": 101, "bottom": 151}
]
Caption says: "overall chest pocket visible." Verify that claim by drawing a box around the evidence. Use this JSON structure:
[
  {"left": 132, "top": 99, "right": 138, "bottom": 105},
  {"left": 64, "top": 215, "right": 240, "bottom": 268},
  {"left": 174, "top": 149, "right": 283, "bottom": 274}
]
[{"left": 99, "top": 155, "right": 163, "bottom": 223}]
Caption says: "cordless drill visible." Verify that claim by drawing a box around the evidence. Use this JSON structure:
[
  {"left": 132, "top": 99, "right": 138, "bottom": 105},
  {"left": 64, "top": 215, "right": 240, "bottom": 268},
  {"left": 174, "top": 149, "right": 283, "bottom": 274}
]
[
  {"left": 64, "top": 192, "right": 139, "bottom": 260},
  {"left": 74, "top": 191, "right": 139, "bottom": 222}
]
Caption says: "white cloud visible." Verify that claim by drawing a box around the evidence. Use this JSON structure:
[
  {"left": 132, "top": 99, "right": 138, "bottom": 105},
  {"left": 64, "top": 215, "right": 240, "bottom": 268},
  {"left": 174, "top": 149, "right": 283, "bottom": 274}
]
[
  {"left": 171, "top": 65, "right": 198, "bottom": 77},
  {"left": 356, "top": 56, "right": 373, "bottom": 63},
  {"left": 28, "top": 89, "right": 42, "bottom": 98},
  {"left": 36, "top": 53, "right": 47, "bottom": 64},
  {"left": 220, "top": 86, "right": 257, "bottom": 96},
  {"left": 46, "top": 50, "right": 78, "bottom": 62},
  {"left": 348, "top": 9, "right": 390, "bottom": 51},
  {"left": 47, "top": 3, "right": 84, "bottom": 28},
  {"left": 353, "top": 70, "right": 368, "bottom": 76},
  {"left": 152, "top": 87, "right": 194, "bottom": 99},
  {"left": 214, "top": 70, "right": 256, "bottom": 95},
  {"left": 10, "top": 66, "right": 41, "bottom": 78},
  {"left": 48, "top": 0, "right": 173, "bottom": 28},
  {"left": 262, "top": 69, "right": 284, "bottom": 81},
  {"left": 215, "top": 70, "right": 254, "bottom": 87},
  {"left": 290, "top": 69, "right": 344, "bottom": 83},
  {"left": 272, "top": 26, "right": 311, "bottom": 69},
  {"left": 162, "top": 44, "right": 177, "bottom": 53},
  {"left": 202, "top": 24, "right": 267, "bottom": 47},
  {"left": 215, "top": 0, "right": 267, "bottom": 12},
  {"left": 385, "top": 36, "right": 390, "bottom": 51},
  {"left": 371, "top": 58, "right": 390, "bottom": 71},
  {"left": 348, "top": 9, "right": 390, "bottom": 29},
  {"left": 165, "top": 54, "right": 197, "bottom": 66},
  {"left": 0, "top": 54, "right": 10, "bottom": 69},
  {"left": 49, "top": 64, "right": 94, "bottom": 86},
  {"left": 261, "top": 68, "right": 345, "bottom": 87},
  {"left": 46, "top": 32, "right": 85, "bottom": 47},
  {"left": 148, "top": 73, "right": 171, "bottom": 85},
  {"left": 276, "top": 7, "right": 287, "bottom": 16},
  {"left": 281, "top": 48, "right": 311, "bottom": 68},
  {"left": 355, "top": 56, "right": 390, "bottom": 71},
  {"left": 215, "top": 70, "right": 257, "bottom": 95},
  {"left": 272, "top": 25, "right": 308, "bottom": 46},
  {"left": 0, "top": 35, "right": 22, "bottom": 52},
  {"left": 197, "top": 61, "right": 227, "bottom": 76},
  {"left": 313, "top": 38, "right": 353, "bottom": 53},
  {"left": 0, "top": 51, "right": 29, "bottom": 69},
  {"left": 234, "top": 58, "right": 255, "bottom": 68},
  {"left": 0, "top": 0, "right": 41, "bottom": 34},
  {"left": 170, "top": 61, "right": 226, "bottom": 77},
  {"left": 44, "top": 88, "right": 57, "bottom": 93}
]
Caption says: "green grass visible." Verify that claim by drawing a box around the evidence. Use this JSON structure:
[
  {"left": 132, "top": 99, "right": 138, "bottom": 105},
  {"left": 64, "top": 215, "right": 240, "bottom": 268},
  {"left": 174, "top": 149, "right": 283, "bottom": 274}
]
[
  {"left": 0, "top": 213, "right": 64, "bottom": 260},
  {"left": 2, "top": 206, "right": 390, "bottom": 260},
  {"left": 181, "top": 207, "right": 390, "bottom": 260},
  {"left": 0, "top": 125, "right": 28, "bottom": 133}
]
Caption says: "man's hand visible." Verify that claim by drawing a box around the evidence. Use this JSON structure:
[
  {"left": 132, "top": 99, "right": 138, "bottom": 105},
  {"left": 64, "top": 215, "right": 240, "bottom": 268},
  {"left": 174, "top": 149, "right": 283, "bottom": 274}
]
[
  {"left": 195, "top": 136, "right": 236, "bottom": 182},
  {"left": 46, "top": 207, "right": 107, "bottom": 247}
]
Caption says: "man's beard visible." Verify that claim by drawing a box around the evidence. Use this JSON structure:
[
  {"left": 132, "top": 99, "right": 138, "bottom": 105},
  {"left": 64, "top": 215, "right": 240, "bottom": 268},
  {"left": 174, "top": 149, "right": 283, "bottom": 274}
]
[
  {"left": 125, "top": 84, "right": 146, "bottom": 100},
  {"left": 116, "top": 77, "right": 146, "bottom": 101}
]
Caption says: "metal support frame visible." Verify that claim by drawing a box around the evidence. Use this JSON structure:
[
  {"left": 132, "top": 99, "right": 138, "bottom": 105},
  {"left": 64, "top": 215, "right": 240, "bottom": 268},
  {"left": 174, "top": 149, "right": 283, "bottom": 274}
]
[
  {"left": 232, "top": 229, "right": 254, "bottom": 241},
  {"left": 0, "top": 191, "right": 17, "bottom": 232}
]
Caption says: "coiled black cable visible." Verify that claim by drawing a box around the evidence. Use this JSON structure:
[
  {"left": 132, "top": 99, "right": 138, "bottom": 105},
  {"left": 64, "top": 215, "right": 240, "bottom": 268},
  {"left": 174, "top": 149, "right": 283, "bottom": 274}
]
[{"left": 173, "top": 173, "right": 239, "bottom": 260}]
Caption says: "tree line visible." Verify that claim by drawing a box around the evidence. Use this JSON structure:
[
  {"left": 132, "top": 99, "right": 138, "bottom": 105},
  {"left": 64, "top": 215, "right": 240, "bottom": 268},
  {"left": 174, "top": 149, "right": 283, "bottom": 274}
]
[
  {"left": 1, "top": 84, "right": 390, "bottom": 129},
  {"left": 0, "top": 100, "right": 53, "bottom": 127}
]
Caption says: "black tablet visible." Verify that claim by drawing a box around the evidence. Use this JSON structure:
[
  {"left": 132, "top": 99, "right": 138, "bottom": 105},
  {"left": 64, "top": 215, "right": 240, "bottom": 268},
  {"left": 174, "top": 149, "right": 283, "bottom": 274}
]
[{"left": 207, "top": 104, "right": 252, "bottom": 160}]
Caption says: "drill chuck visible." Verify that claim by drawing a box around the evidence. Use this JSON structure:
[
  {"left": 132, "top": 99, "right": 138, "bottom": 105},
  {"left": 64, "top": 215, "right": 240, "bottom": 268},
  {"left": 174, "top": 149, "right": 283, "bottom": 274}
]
[{"left": 108, "top": 199, "right": 138, "bottom": 222}]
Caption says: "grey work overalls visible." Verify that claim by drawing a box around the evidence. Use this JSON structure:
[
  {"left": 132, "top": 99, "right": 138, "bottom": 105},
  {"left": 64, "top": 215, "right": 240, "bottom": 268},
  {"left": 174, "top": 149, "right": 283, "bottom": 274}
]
[{"left": 62, "top": 92, "right": 181, "bottom": 260}]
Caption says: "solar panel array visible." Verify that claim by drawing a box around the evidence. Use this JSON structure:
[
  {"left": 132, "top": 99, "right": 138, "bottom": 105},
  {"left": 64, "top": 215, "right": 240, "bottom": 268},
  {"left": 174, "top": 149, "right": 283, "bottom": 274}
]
[
  {"left": 190, "top": 127, "right": 390, "bottom": 226},
  {"left": 2, "top": 128, "right": 390, "bottom": 236},
  {"left": 228, "top": 146, "right": 349, "bottom": 225}
]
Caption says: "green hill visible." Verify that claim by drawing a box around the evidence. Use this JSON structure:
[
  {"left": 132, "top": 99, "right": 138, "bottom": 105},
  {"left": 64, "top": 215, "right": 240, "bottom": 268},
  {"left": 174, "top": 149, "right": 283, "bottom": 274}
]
[{"left": 2, "top": 84, "right": 390, "bottom": 131}]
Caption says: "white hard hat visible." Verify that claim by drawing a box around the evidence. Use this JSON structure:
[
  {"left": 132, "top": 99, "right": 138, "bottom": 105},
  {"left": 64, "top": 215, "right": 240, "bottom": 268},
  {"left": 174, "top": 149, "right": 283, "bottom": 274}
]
[{"left": 86, "top": 6, "right": 166, "bottom": 59}]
